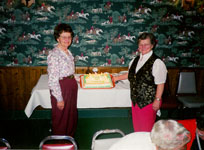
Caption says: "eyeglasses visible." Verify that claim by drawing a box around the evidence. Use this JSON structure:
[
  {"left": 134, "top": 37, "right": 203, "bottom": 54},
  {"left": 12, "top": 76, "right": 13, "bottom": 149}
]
[
  {"left": 60, "top": 36, "right": 72, "bottom": 40},
  {"left": 138, "top": 44, "right": 151, "bottom": 48}
]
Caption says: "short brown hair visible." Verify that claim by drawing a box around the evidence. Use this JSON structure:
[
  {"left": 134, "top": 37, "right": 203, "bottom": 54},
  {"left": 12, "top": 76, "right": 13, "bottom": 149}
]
[
  {"left": 54, "top": 23, "right": 74, "bottom": 41},
  {"left": 138, "top": 32, "right": 156, "bottom": 49}
]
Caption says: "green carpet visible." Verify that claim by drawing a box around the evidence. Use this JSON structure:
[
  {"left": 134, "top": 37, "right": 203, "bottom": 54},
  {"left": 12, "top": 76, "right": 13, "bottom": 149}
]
[
  {"left": 0, "top": 108, "right": 133, "bottom": 149},
  {"left": 0, "top": 107, "right": 190, "bottom": 149}
]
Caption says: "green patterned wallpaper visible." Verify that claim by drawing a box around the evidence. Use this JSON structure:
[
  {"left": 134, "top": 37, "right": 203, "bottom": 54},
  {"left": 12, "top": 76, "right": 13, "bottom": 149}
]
[{"left": 0, "top": 0, "right": 204, "bottom": 67}]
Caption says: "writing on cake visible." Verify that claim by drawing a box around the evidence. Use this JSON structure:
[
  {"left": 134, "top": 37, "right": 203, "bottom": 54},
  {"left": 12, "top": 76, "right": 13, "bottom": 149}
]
[{"left": 80, "top": 73, "right": 113, "bottom": 89}]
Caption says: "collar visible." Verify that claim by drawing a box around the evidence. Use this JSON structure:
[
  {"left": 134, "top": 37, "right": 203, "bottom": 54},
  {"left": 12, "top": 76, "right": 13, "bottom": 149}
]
[
  {"left": 56, "top": 47, "right": 70, "bottom": 56},
  {"left": 139, "top": 50, "right": 153, "bottom": 62}
]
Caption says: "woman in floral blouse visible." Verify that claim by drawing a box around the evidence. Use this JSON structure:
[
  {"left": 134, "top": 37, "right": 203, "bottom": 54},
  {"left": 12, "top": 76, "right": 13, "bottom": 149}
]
[{"left": 47, "top": 23, "right": 78, "bottom": 136}]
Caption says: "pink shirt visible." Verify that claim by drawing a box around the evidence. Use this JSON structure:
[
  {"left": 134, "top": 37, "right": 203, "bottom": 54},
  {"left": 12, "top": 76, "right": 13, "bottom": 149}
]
[{"left": 47, "top": 47, "right": 75, "bottom": 101}]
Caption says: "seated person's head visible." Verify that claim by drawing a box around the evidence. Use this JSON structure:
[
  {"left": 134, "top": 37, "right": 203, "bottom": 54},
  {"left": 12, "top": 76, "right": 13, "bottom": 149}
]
[
  {"left": 150, "top": 120, "right": 190, "bottom": 150},
  {"left": 196, "top": 107, "right": 204, "bottom": 140}
]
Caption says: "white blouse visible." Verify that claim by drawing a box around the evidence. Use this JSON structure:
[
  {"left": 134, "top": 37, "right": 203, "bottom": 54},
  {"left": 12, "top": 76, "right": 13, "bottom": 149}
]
[
  {"left": 109, "top": 132, "right": 156, "bottom": 150},
  {"left": 129, "top": 51, "right": 167, "bottom": 85}
]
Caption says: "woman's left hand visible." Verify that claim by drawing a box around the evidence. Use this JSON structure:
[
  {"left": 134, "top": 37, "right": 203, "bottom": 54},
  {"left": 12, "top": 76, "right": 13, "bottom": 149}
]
[
  {"left": 152, "top": 99, "right": 160, "bottom": 111},
  {"left": 74, "top": 75, "right": 80, "bottom": 82}
]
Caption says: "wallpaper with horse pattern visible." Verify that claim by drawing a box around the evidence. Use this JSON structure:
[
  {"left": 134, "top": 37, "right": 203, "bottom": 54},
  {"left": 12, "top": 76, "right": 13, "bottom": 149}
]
[{"left": 0, "top": 0, "right": 204, "bottom": 67}]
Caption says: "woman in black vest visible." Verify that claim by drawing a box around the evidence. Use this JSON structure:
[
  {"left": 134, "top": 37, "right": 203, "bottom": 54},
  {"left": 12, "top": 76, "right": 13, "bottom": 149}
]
[{"left": 113, "top": 32, "right": 167, "bottom": 132}]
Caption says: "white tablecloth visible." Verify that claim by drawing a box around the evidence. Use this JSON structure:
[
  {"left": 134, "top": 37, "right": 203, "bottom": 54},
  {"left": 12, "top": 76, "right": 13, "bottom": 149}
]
[{"left": 24, "top": 74, "right": 131, "bottom": 118}]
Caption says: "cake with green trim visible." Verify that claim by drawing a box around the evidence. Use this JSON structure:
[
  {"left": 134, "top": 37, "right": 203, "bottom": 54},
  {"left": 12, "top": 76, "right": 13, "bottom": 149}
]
[{"left": 81, "top": 73, "right": 113, "bottom": 88}]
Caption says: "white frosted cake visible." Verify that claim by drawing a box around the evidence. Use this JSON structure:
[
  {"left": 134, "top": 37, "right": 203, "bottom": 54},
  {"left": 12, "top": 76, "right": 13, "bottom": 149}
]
[{"left": 80, "top": 73, "right": 114, "bottom": 89}]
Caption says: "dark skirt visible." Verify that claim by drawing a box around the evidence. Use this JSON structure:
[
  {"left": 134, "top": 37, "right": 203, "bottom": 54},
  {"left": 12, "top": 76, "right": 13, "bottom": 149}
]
[{"left": 50, "top": 77, "right": 78, "bottom": 136}]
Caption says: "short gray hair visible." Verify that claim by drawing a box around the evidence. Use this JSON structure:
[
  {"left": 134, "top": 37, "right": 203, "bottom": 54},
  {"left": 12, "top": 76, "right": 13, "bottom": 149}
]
[{"left": 150, "top": 120, "right": 190, "bottom": 150}]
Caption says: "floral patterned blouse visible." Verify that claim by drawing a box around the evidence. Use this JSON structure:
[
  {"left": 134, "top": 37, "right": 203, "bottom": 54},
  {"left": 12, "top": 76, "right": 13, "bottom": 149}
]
[{"left": 47, "top": 47, "right": 75, "bottom": 102}]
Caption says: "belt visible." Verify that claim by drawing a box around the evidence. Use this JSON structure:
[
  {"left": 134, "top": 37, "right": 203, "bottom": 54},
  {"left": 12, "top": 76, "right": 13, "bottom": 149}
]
[{"left": 60, "top": 75, "right": 74, "bottom": 80}]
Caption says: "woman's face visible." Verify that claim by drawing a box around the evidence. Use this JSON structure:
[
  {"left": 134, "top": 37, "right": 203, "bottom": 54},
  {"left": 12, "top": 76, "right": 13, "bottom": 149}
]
[
  {"left": 57, "top": 32, "right": 72, "bottom": 49},
  {"left": 138, "top": 38, "right": 153, "bottom": 55}
]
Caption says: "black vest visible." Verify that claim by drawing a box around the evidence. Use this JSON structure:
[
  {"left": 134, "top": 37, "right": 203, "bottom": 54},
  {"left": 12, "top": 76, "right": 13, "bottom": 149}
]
[{"left": 128, "top": 53, "right": 159, "bottom": 108}]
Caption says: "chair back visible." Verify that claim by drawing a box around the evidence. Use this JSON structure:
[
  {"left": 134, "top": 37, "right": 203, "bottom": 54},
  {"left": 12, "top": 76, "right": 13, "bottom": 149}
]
[
  {"left": 196, "top": 132, "right": 202, "bottom": 150},
  {"left": 39, "top": 135, "right": 77, "bottom": 150},
  {"left": 0, "top": 138, "right": 11, "bottom": 150},
  {"left": 91, "top": 129, "right": 125, "bottom": 150},
  {"left": 177, "top": 72, "right": 197, "bottom": 94}
]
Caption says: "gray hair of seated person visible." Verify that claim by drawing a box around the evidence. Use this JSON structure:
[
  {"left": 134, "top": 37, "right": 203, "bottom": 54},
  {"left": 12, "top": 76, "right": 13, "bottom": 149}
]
[{"left": 150, "top": 120, "right": 190, "bottom": 150}]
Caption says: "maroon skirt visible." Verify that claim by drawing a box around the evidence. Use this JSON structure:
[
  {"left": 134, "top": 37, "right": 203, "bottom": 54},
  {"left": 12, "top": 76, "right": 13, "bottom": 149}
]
[{"left": 50, "top": 77, "right": 78, "bottom": 136}]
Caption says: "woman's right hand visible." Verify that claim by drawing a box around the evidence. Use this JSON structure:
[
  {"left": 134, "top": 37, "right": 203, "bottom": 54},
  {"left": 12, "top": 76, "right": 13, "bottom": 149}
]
[
  {"left": 112, "top": 76, "right": 117, "bottom": 83},
  {"left": 57, "top": 100, "right": 64, "bottom": 110},
  {"left": 113, "top": 73, "right": 128, "bottom": 83}
]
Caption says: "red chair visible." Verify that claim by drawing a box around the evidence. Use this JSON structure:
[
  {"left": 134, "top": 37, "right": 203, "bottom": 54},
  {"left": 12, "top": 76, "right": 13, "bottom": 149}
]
[
  {"left": 39, "top": 135, "right": 78, "bottom": 150},
  {"left": 177, "top": 119, "right": 197, "bottom": 150},
  {"left": 0, "top": 138, "right": 11, "bottom": 150}
]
